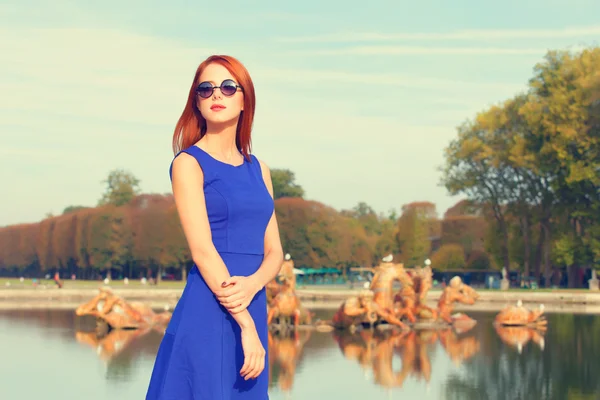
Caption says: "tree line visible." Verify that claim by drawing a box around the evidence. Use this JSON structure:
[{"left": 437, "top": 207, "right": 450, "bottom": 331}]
[
  {"left": 0, "top": 169, "right": 490, "bottom": 282},
  {"left": 440, "top": 47, "right": 600, "bottom": 287},
  {"left": 0, "top": 47, "right": 598, "bottom": 287}
]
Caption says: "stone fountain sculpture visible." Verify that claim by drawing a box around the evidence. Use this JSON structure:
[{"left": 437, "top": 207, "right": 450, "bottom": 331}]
[
  {"left": 266, "top": 253, "right": 312, "bottom": 331},
  {"left": 494, "top": 300, "right": 547, "bottom": 329},
  {"left": 322, "top": 256, "right": 480, "bottom": 332},
  {"left": 75, "top": 287, "right": 171, "bottom": 336}
]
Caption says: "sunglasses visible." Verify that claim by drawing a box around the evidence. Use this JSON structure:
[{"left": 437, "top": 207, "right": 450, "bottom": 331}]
[{"left": 195, "top": 79, "right": 242, "bottom": 99}]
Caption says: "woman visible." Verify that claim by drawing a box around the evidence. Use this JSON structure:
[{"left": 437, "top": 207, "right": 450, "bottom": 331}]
[{"left": 146, "top": 55, "right": 284, "bottom": 400}]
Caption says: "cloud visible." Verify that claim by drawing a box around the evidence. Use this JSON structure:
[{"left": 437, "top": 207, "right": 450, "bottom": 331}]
[
  {"left": 255, "top": 68, "right": 526, "bottom": 94},
  {"left": 284, "top": 45, "right": 559, "bottom": 57},
  {"left": 275, "top": 25, "right": 600, "bottom": 43},
  {"left": 0, "top": 25, "right": 520, "bottom": 226},
  {"left": 0, "top": 27, "right": 221, "bottom": 125}
]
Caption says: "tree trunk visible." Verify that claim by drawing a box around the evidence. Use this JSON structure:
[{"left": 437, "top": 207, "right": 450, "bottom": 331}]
[
  {"left": 568, "top": 265, "right": 579, "bottom": 288},
  {"left": 498, "top": 216, "right": 511, "bottom": 272},
  {"left": 520, "top": 214, "right": 531, "bottom": 278},
  {"left": 542, "top": 221, "right": 552, "bottom": 288},
  {"left": 157, "top": 266, "right": 162, "bottom": 284}
]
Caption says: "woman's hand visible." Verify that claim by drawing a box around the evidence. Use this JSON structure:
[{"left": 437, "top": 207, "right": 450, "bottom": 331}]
[
  {"left": 240, "top": 324, "right": 266, "bottom": 380},
  {"left": 215, "top": 275, "right": 261, "bottom": 314}
]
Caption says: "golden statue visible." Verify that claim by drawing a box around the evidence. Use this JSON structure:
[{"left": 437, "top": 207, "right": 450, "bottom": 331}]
[
  {"left": 332, "top": 255, "right": 480, "bottom": 331},
  {"left": 266, "top": 254, "right": 312, "bottom": 331},
  {"left": 368, "top": 260, "right": 412, "bottom": 312},
  {"left": 393, "top": 265, "right": 438, "bottom": 323},
  {"left": 494, "top": 300, "right": 547, "bottom": 329},
  {"left": 329, "top": 289, "right": 409, "bottom": 332},
  {"left": 436, "top": 276, "right": 479, "bottom": 327},
  {"left": 266, "top": 254, "right": 297, "bottom": 305},
  {"left": 75, "top": 287, "right": 171, "bottom": 335}
]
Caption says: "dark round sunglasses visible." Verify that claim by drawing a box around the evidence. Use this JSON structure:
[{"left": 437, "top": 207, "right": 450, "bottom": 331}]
[{"left": 195, "top": 79, "right": 242, "bottom": 99}]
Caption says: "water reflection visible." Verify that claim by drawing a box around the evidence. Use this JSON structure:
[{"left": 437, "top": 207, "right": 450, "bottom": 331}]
[
  {"left": 73, "top": 326, "right": 164, "bottom": 381},
  {"left": 1, "top": 309, "right": 599, "bottom": 399},
  {"left": 493, "top": 325, "right": 546, "bottom": 353},
  {"left": 332, "top": 326, "right": 480, "bottom": 389},
  {"left": 268, "top": 329, "right": 312, "bottom": 392}
]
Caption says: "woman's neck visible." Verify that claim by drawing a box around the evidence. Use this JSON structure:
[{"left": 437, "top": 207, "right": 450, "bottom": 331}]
[{"left": 202, "top": 121, "right": 239, "bottom": 157}]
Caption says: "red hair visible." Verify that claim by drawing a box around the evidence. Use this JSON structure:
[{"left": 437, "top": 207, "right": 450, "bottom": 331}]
[{"left": 171, "top": 55, "right": 256, "bottom": 159}]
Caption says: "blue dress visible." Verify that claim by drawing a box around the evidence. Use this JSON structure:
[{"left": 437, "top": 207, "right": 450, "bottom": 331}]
[{"left": 146, "top": 145, "right": 274, "bottom": 400}]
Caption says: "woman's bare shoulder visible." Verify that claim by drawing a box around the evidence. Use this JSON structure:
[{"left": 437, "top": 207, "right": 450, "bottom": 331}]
[{"left": 172, "top": 151, "right": 203, "bottom": 177}]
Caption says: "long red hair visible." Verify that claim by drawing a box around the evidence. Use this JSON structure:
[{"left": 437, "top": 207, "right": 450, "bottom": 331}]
[{"left": 171, "top": 55, "right": 256, "bottom": 159}]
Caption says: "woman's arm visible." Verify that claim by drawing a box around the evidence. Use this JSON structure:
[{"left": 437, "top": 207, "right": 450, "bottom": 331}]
[{"left": 171, "top": 153, "right": 254, "bottom": 329}]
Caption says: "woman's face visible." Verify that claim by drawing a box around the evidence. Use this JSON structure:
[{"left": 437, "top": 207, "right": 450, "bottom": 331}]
[{"left": 196, "top": 63, "right": 244, "bottom": 126}]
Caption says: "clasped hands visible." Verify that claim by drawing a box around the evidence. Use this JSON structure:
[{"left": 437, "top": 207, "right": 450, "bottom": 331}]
[{"left": 215, "top": 275, "right": 262, "bottom": 314}]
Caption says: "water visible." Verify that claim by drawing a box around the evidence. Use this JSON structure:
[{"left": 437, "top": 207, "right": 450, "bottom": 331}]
[{"left": 1, "top": 309, "right": 599, "bottom": 400}]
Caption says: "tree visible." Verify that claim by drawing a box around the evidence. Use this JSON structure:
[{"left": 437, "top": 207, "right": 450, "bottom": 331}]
[
  {"left": 270, "top": 169, "right": 304, "bottom": 199},
  {"left": 98, "top": 169, "right": 141, "bottom": 207},
  {"left": 63, "top": 205, "right": 89, "bottom": 214},
  {"left": 430, "top": 244, "right": 466, "bottom": 271},
  {"left": 396, "top": 204, "right": 432, "bottom": 267},
  {"left": 440, "top": 108, "right": 515, "bottom": 272}
]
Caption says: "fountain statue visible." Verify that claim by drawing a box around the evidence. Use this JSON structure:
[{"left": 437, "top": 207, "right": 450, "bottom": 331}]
[
  {"left": 321, "top": 256, "right": 480, "bottom": 332},
  {"left": 75, "top": 287, "right": 171, "bottom": 336},
  {"left": 266, "top": 253, "right": 312, "bottom": 331},
  {"left": 329, "top": 289, "right": 409, "bottom": 332},
  {"left": 434, "top": 276, "right": 480, "bottom": 328},
  {"left": 494, "top": 300, "right": 547, "bottom": 329},
  {"left": 393, "top": 265, "right": 438, "bottom": 323}
]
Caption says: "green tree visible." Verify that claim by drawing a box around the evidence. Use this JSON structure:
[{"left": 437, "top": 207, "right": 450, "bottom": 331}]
[
  {"left": 98, "top": 169, "right": 141, "bottom": 207},
  {"left": 271, "top": 169, "right": 304, "bottom": 199},
  {"left": 396, "top": 204, "right": 431, "bottom": 267},
  {"left": 430, "top": 244, "right": 466, "bottom": 271},
  {"left": 63, "top": 205, "right": 89, "bottom": 214}
]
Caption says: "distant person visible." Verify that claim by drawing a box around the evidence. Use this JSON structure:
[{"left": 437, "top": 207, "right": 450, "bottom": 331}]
[
  {"left": 146, "top": 55, "right": 283, "bottom": 400},
  {"left": 53, "top": 272, "right": 62, "bottom": 289}
]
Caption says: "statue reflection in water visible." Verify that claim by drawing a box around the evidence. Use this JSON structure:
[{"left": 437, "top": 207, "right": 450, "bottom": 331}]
[
  {"left": 332, "top": 324, "right": 481, "bottom": 390},
  {"left": 267, "top": 329, "right": 312, "bottom": 393},
  {"left": 75, "top": 327, "right": 155, "bottom": 363}
]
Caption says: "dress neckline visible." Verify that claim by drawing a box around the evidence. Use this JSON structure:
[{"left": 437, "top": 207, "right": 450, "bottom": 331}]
[{"left": 192, "top": 145, "right": 246, "bottom": 168}]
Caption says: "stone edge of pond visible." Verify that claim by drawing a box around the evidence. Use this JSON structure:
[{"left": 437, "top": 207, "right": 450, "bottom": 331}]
[{"left": 1, "top": 287, "right": 600, "bottom": 313}]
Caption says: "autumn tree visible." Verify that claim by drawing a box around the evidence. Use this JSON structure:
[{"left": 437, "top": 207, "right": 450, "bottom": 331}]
[
  {"left": 275, "top": 198, "right": 374, "bottom": 269},
  {"left": 341, "top": 202, "right": 400, "bottom": 261},
  {"left": 430, "top": 244, "right": 466, "bottom": 271}
]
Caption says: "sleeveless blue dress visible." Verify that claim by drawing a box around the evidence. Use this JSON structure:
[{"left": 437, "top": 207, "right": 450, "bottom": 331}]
[{"left": 146, "top": 145, "right": 274, "bottom": 400}]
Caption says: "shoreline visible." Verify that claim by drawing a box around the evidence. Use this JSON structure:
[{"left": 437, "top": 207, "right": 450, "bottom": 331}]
[{"left": 1, "top": 286, "right": 600, "bottom": 313}]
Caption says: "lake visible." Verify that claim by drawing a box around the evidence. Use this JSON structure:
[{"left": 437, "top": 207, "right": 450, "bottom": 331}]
[{"left": 1, "top": 308, "right": 599, "bottom": 400}]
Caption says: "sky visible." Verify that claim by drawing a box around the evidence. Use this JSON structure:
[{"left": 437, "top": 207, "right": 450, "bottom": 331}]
[{"left": 1, "top": 0, "right": 600, "bottom": 227}]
